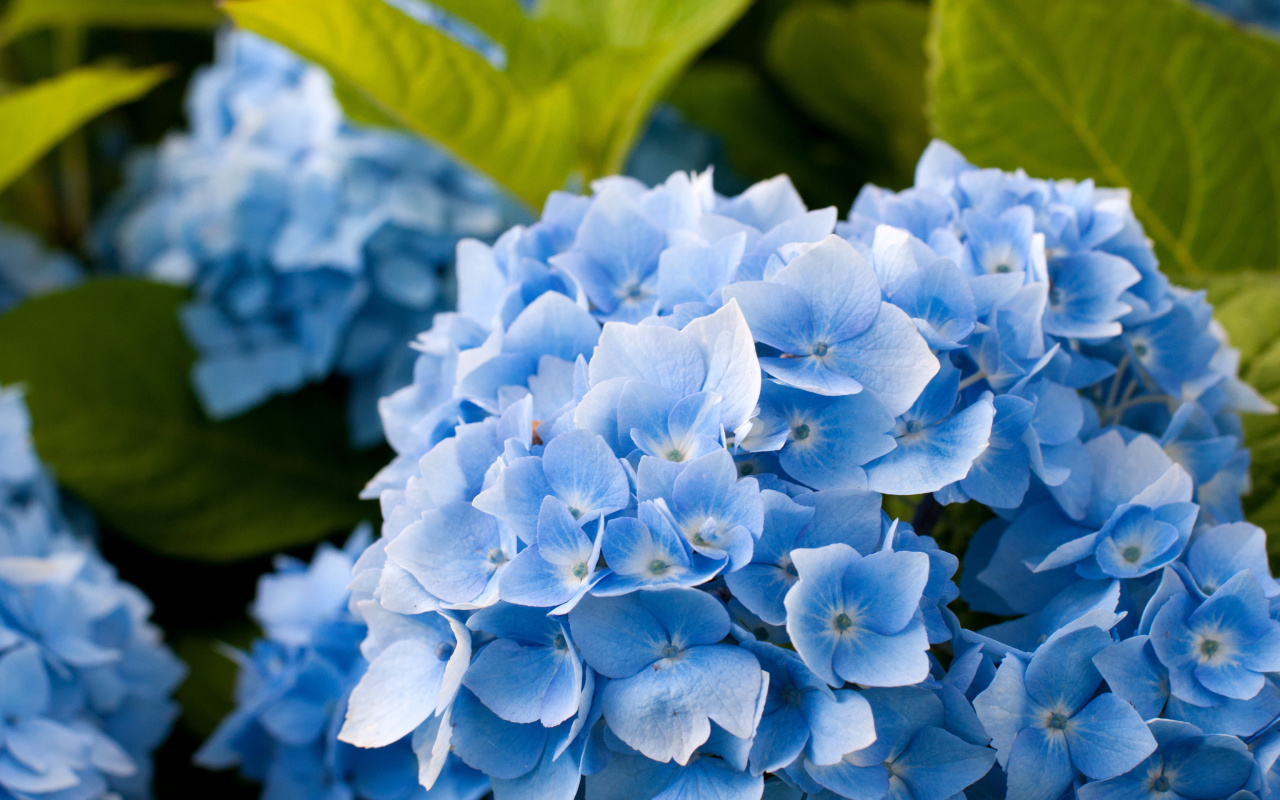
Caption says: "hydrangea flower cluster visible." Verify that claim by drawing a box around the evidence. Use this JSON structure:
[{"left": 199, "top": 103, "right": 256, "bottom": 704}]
[
  {"left": 0, "top": 385, "right": 184, "bottom": 799},
  {"left": 338, "top": 141, "right": 1279, "bottom": 800},
  {"left": 93, "top": 30, "right": 516, "bottom": 444},
  {"left": 196, "top": 525, "right": 488, "bottom": 800},
  {"left": 0, "top": 222, "right": 82, "bottom": 314}
]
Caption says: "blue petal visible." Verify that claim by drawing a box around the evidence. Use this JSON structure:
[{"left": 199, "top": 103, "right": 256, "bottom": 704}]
[
  {"left": 450, "top": 688, "right": 549, "bottom": 780},
  {"left": 1064, "top": 693, "right": 1156, "bottom": 780},
  {"left": 503, "top": 290, "right": 601, "bottom": 362},
  {"left": 893, "top": 726, "right": 997, "bottom": 800},
  {"left": 385, "top": 502, "right": 508, "bottom": 604},
  {"left": 1004, "top": 726, "right": 1075, "bottom": 800},
  {"left": 569, "top": 588, "right": 730, "bottom": 679},
  {"left": 866, "top": 394, "right": 994, "bottom": 494},
  {"left": 541, "top": 429, "right": 631, "bottom": 524},
  {"left": 823, "top": 302, "right": 938, "bottom": 416},
  {"left": 771, "top": 386, "right": 897, "bottom": 491},
  {"left": 340, "top": 638, "right": 452, "bottom": 748},
  {"left": 770, "top": 235, "right": 882, "bottom": 344},
  {"left": 464, "top": 638, "right": 578, "bottom": 726},
  {"left": 1023, "top": 626, "right": 1110, "bottom": 714},
  {"left": 603, "top": 644, "right": 766, "bottom": 764},
  {"left": 972, "top": 653, "right": 1032, "bottom": 763},
  {"left": 473, "top": 456, "right": 554, "bottom": 544},
  {"left": 1091, "top": 636, "right": 1168, "bottom": 720}
]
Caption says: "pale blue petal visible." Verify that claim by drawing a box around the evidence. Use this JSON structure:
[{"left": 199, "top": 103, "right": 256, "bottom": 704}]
[
  {"left": 603, "top": 645, "right": 765, "bottom": 765},
  {"left": 866, "top": 395, "right": 994, "bottom": 494},
  {"left": 1064, "top": 693, "right": 1156, "bottom": 780}
]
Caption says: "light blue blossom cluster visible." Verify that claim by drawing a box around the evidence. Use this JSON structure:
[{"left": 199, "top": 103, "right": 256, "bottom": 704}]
[
  {"left": 335, "top": 141, "right": 1278, "bottom": 800},
  {"left": 0, "top": 385, "right": 184, "bottom": 799},
  {"left": 0, "top": 222, "right": 82, "bottom": 314},
  {"left": 196, "top": 525, "right": 488, "bottom": 800},
  {"left": 93, "top": 30, "right": 516, "bottom": 444}
]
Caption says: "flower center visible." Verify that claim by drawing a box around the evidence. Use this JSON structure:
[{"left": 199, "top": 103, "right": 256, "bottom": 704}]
[
  {"left": 1122, "top": 546, "right": 1142, "bottom": 563},
  {"left": 994, "top": 263, "right": 1012, "bottom": 274},
  {"left": 1133, "top": 342, "right": 1148, "bottom": 358},
  {"left": 666, "top": 448, "right": 684, "bottom": 462},
  {"left": 623, "top": 282, "right": 644, "bottom": 300},
  {"left": 905, "top": 419, "right": 923, "bottom": 434},
  {"left": 738, "top": 463, "right": 755, "bottom": 476},
  {"left": 753, "top": 627, "right": 769, "bottom": 641},
  {"left": 1048, "top": 713, "right": 1069, "bottom": 730},
  {"left": 648, "top": 559, "right": 667, "bottom": 575},
  {"left": 812, "top": 342, "right": 829, "bottom": 357},
  {"left": 661, "top": 644, "right": 680, "bottom": 659},
  {"left": 781, "top": 686, "right": 800, "bottom": 705},
  {"left": 572, "top": 562, "right": 588, "bottom": 578},
  {"left": 793, "top": 424, "right": 811, "bottom": 441},
  {"left": 784, "top": 561, "right": 798, "bottom": 577},
  {"left": 1152, "top": 776, "right": 1171, "bottom": 793},
  {"left": 567, "top": 506, "right": 582, "bottom": 519},
  {"left": 834, "top": 613, "right": 853, "bottom": 631},
  {"left": 486, "top": 548, "right": 506, "bottom": 565},
  {"left": 435, "top": 642, "right": 454, "bottom": 661},
  {"left": 1199, "top": 638, "right": 1221, "bottom": 658}
]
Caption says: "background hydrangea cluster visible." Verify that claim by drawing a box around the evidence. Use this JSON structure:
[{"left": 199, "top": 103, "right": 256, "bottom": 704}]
[
  {"left": 0, "top": 223, "right": 82, "bottom": 315},
  {"left": 195, "top": 525, "right": 488, "bottom": 800},
  {"left": 93, "top": 30, "right": 517, "bottom": 444},
  {"left": 0, "top": 386, "right": 184, "bottom": 799},
  {"left": 307, "top": 142, "right": 1280, "bottom": 800}
]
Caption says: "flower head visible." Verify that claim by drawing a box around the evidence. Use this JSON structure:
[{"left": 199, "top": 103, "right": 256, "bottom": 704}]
[
  {"left": 335, "top": 144, "right": 1271, "bottom": 800},
  {"left": 94, "top": 30, "right": 516, "bottom": 444},
  {"left": 0, "top": 387, "right": 183, "bottom": 800}
]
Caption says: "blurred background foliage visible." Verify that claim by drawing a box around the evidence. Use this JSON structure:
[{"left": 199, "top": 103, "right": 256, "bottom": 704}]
[{"left": 2, "top": 0, "right": 1280, "bottom": 794}]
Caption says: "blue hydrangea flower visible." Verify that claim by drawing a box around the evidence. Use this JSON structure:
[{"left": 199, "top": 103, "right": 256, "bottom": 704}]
[
  {"left": 334, "top": 145, "right": 1272, "bottom": 799},
  {"left": 1075, "top": 719, "right": 1252, "bottom": 800},
  {"left": 198, "top": 526, "right": 487, "bottom": 800},
  {"left": 0, "top": 222, "right": 82, "bottom": 313},
  {"left": 93, "top": 30, "right": 517, "bottom": 444},
  {"left": 974, "top": 627, "right": 1157, "bottom": 800},
  {"left": 0, "top": 386, "right": 184, "bottom": 799}
]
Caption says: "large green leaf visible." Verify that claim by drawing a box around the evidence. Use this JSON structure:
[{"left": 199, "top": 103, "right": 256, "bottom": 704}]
[
  {"left": 767, "top": 0, "right": 930, "bottom": 188},
  {"left": 222, "top": 0, "right": 750, "bottom": 208},
  {"left": 0, "top": 0, "right": 219, "bottom": 44},
  {"left": 0, "top": 65, "right": 169, "bottom": 194},
  {"left": 929, "top": 0, "right": 1280, "bottom": 281},
  {"left": 0, "top": 280, "right": 382, "bottom": 562}
]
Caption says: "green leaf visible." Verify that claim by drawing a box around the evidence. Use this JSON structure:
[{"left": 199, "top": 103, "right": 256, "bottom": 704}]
[
  {"left": 173, "top": 623, "right": 257, "bottom": 739},
  {"left": 0, "top": 0, "right": 220, "bottom": 44},
  {"left": 929, "top": 0, "right": 1280, "bottom": 281},
  {"left": 1204, "top": 274, "right": 1280, "bottom": 545},
  {"left": 767, "top": 0, "right": 930, "bottom": 187},
  {"left": 222, "top": 0, "right": 750, "bottom": 208},
  {"left": 0, "top": 280, "right": 382, "bottom": 562},
  {"left": 0, "top": 65, "right": 170, "bottom": 195}
]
